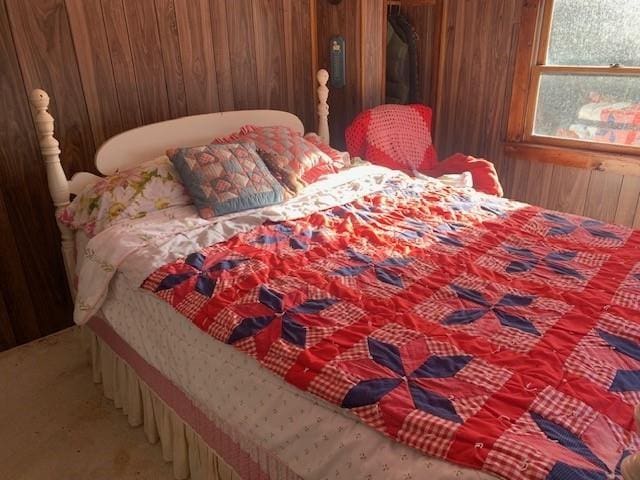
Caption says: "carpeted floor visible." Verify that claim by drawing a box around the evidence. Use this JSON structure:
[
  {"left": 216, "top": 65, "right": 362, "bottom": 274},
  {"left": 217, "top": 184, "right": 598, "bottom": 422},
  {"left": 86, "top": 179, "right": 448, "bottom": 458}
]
[{"left": 0, "top": 327, "right": 173, "bottom": 480}]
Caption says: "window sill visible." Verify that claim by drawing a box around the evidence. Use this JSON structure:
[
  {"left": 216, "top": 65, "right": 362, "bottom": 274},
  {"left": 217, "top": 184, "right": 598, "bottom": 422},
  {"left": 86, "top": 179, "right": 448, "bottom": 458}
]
[{"left": 503, "top": 142, "right": 640, "bottom": 177}]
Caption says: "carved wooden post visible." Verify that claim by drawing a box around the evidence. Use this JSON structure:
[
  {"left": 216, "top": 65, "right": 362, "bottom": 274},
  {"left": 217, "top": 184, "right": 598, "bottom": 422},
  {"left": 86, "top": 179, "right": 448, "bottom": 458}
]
[
  {"left": 622, "top": 451, "right": 640, "bottom": 478},
  {"left": 29, "top": 89, "right": 76, "bottom": 298},
  {"left": 316, "top": 69, "right": 330, "bottom": 145}
]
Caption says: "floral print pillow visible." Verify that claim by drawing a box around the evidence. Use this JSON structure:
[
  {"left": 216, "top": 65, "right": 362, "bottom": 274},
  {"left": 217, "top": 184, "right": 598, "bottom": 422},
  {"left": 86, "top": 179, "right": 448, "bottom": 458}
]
[{"left": 58, "top": 156, "right": 191, "bottom": 237}]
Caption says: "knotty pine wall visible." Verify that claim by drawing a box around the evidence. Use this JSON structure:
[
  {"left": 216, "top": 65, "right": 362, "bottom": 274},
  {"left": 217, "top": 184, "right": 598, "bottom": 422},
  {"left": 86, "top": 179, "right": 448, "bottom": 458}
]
[
  {"left": 0, "top": 0, "right": 316, "bottom": 351},
  {"left": 433, "top": 0, "right": 640, "bottom": 226}
]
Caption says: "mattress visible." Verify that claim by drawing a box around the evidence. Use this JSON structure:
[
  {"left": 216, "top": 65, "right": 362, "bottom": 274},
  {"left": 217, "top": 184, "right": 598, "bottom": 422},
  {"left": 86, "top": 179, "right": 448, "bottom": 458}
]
[{"left": 99, "top": 270, "right": 495, "bottom": 480}]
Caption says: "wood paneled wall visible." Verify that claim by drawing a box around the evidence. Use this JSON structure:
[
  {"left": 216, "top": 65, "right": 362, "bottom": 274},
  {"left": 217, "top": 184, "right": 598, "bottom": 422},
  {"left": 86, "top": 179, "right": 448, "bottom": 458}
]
[
  {"left": 433, "top": 0, "right": 640, "bottom": 227},
  {"left": 0, "top": 0, "right": 316, "bottom": 351},
  {"left": 315, "top": 0, "right": 386, "bottom": 149},
  {"left": 434, "top": 0, "right": 520, "bottom": 160}
]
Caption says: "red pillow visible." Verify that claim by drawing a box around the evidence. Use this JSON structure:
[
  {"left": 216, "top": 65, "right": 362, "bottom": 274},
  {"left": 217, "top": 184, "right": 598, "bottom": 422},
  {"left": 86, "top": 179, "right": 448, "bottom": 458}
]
[
  {"left": 345, "top": 104, "right": 437, "bottom": 172},
  {"left": 213, "top": 126, "right": 337, "bottom": 183}
]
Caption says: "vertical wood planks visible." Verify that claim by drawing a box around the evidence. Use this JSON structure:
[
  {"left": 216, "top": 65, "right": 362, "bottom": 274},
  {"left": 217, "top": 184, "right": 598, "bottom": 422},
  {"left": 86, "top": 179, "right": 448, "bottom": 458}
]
[
  {"left": 360, "top": 0, "right": 385, "bottom": 110},
  {"left": 225, "top": 0, "right": 260, "bottom": 109},
  {"left": 0, "top": 189, "right": 41, "bottom": 345},
  {"left": 614, "top": 176, "right": 640, "bottom": 226},
  {"left": 0, "top": 288, "right": 16, "bottom": 351},
  {"left": 155, "top": 0, "right": 188, "bottom": 118},
  {"left": 65, "top": 0, "right": 123, "bottom": 146},
  {"left": 523, "top": 161, "right": 554, "bottom": 208},
  {"left": 122, "top": 0, "right": 171, "bottom": 124},
  {"left": 291, "top": 0, "right": 315, "bottom": 130},
  {"left": 252, "top": 0, "right": 287, "bottom": 110},
  {"left": 282, "top": 0, "right": 296, "bottom": 113},
  {"left": 209, "top": 0, "right": 235, "bottom": 111},
  {"left": 101, "top": 0, "right": 143, "bottom": 131},
  {"left": 583, "top": 170, "right": 624, "bottom": 222},
  {"left": 546, "top": 166, "right": 591, "bottom": 216},
  {"left": 433, "top": 0, "right": 521, "bottom": 159},
  {"left": 174, "top": 0, "right": 219, "bottom": 115},
  {"left": 508, "top": 158, "right": 533, "bottom": 203}
]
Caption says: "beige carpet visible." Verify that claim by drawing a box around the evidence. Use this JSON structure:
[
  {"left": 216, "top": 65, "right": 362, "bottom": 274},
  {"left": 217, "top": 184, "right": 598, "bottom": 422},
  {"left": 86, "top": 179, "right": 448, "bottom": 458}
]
[{"left": 0, "top": 327, "right": 173, "bottom": 480}]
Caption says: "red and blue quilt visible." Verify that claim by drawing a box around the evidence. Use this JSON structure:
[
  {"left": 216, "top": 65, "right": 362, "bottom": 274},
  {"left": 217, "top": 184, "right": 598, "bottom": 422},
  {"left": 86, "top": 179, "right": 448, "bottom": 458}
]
[{"left": 142, "top": 177, "right": 640, "bottom": 479}]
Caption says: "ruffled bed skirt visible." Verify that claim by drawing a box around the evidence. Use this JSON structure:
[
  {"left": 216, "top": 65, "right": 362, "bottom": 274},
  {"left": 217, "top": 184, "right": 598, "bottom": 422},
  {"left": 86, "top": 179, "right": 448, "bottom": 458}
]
[{"left": 80, "top": 326, "right": 241, "bottom": 480}]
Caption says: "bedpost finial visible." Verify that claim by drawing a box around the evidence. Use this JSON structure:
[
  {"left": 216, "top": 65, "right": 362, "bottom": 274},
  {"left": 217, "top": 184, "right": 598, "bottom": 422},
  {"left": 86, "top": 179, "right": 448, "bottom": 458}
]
[
  {"left": 317, "top": 69, "right": 329, "bottom": 86},
  {"left": 30, "top": 88, "right": 50, "bottom": 110},
  {"left": 316, "top": 70, "right": 330, "bottom": 145},
  {"left": 27, "top": 88, "right": 74, "bottom": 295}
]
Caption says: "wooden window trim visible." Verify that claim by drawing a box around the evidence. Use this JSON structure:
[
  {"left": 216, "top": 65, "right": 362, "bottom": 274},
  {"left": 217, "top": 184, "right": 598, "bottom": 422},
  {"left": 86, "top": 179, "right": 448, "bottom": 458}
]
[
  {"left": 505, "top": 0, "right": 640, "bottom": 174},
  {"left": 504, "top": 142, "right": 640, "bottom": 176}
]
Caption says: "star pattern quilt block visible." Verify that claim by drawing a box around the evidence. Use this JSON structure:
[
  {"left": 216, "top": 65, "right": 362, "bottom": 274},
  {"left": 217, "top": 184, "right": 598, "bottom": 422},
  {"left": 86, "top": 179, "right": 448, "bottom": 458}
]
[
  {"left": 416, "top": 274, "right": 572, "bottom": 353},
  {"left": 566, "top": 312, "right": 640, "bottom": 407}
]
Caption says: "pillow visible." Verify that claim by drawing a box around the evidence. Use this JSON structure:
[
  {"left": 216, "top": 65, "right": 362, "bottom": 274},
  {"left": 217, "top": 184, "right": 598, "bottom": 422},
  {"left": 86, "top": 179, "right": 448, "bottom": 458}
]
[
  {"left": 168, "top": 142, "right": 287, "bottom": 219},
  {"left": 257, "top": 149, "right": 307, "bottom": 196},
  {"left": 58, "top": 156, "right": 191, "bottom": 237},
  {"left": 303, "top": 133, "right": 351, "bottom": 169},
  {"left": 213, "top": 126, "right": 337, "bottom": 183}
]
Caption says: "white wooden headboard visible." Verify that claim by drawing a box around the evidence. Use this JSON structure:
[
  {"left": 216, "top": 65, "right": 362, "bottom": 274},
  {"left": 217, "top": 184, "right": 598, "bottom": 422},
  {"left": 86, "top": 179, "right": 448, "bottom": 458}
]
[
  {"left": 95, "top": 110, "right": 305, "bottom": 176},
  {"left": 29, "top": 69, "right": 330, "bottom": 296}
]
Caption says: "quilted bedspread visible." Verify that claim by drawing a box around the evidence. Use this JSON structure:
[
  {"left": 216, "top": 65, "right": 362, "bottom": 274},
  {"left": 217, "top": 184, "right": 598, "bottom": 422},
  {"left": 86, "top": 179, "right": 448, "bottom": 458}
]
[{"left": 142, "top": 175, "right": 640, "bottom": 480}]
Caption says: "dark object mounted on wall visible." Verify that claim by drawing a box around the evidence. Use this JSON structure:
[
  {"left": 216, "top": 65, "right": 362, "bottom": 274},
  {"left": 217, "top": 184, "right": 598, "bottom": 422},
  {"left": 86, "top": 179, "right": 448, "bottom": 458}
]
[
  {"left": 330, "top": 36, "right": 346, "bottom": 88},
  {"left": 386, "top": 6, "right": 419, "bottom": 104}
]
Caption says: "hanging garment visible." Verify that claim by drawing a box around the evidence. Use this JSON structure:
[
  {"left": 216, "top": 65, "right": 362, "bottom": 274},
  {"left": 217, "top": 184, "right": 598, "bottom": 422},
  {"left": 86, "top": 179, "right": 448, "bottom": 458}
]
[
  {"left": 393, "top": 12, "right": 420, "bottom": 103},
  {"left": 385, "top": 20, "right": 410, "bottom": 104}
]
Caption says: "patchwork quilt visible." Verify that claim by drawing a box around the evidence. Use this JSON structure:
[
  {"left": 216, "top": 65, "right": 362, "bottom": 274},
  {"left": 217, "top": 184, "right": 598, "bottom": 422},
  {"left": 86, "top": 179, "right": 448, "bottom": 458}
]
[{"left": 142, "top": 176, "right": 640, "bottom": 480}]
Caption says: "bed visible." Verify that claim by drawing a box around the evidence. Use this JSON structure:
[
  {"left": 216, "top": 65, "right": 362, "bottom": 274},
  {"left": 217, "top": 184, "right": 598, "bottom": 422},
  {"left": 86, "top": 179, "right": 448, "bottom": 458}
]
[{"left": 30, "top": 70, "right": 640, "bottom": 480}]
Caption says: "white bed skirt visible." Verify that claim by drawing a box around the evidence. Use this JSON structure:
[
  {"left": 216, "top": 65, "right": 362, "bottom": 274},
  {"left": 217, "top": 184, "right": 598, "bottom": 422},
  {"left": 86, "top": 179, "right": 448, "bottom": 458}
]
[{"left": 80, "top": 326, "right": 241, "bottom": 480}]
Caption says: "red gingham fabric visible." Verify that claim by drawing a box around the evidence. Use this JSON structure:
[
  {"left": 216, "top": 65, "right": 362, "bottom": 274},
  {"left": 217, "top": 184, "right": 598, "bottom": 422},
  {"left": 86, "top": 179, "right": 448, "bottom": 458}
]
[
  {"left": 345, "top": 104, "right": 503, "bottom": 196},
  {"left": 345, "top": 104, "right": 437, "bottom": 172},
  {"left": 142, "top": 175, "right": 640, "bottom": 480}
]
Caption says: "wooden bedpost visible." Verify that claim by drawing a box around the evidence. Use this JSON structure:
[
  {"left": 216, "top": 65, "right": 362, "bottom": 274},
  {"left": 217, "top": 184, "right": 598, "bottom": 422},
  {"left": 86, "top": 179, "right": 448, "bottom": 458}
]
[
  {"left": 316, "top": 69, "right": 330, "bottom": 145},
  {"left": 29, "top": 89, "right": 76, "bottom": 298}
]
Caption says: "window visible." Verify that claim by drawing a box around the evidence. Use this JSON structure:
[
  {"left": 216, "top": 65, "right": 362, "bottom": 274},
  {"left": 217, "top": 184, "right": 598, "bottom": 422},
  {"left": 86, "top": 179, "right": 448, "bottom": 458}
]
[{"left": 507, "top": 0, "right": 640, "bottom": 162}]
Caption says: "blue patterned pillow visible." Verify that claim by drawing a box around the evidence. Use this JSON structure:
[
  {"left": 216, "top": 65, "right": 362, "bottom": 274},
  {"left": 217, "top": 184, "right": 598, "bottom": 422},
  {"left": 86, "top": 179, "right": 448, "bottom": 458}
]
[{"left": 168, "top": 142, "right": 286, "bottom": 219}]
